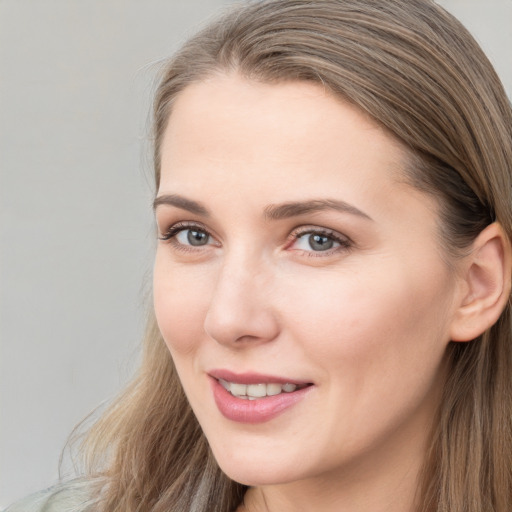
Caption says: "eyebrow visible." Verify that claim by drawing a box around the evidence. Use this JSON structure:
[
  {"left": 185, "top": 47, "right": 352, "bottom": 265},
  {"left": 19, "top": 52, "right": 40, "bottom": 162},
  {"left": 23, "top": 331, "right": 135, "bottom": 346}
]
[
  {"left": 153, "top": 194, "right": 210, "bottom": 216},
  {"left": 264, "top": 199, "right": 372, "bottom": 221},
  {"left": 153, "top": 194, "right": 372, "bottom": 222}
]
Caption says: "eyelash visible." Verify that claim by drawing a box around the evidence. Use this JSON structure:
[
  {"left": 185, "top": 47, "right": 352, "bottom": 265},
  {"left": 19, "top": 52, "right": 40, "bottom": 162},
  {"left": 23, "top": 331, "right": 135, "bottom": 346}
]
[
  {"left": 288, "top": 227, "right": 353, "bottom": 256},
  {"left": 158, "top": 222, "right": 352, "bottom": 256},
  {"left": 158, "top": 221, "right": 214, "bottom": 252}
]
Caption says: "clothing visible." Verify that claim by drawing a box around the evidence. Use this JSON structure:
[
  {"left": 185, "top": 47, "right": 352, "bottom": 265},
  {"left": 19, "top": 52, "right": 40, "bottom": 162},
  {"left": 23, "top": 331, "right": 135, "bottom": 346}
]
[{"left": 4, "top": 480, "right": 94, "bottom": 512}]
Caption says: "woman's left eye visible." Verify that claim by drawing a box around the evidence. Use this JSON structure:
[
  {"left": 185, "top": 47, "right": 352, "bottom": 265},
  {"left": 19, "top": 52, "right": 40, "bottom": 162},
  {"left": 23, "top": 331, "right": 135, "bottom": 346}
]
[{"left": 290, "top": 229, "right": 351, "bottom": 254}]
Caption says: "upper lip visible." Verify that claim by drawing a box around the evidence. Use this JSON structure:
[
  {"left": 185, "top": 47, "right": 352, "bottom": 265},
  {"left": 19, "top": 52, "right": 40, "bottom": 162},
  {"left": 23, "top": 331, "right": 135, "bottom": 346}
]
[{"left": 208, "top": 369, "right": 313, "bottom": 386}]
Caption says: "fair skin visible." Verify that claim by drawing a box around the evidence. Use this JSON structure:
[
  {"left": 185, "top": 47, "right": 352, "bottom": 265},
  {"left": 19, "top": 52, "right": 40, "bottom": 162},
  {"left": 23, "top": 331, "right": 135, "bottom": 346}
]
[{"left": 152, "top": 74, "right": 507, "bottom": 512}]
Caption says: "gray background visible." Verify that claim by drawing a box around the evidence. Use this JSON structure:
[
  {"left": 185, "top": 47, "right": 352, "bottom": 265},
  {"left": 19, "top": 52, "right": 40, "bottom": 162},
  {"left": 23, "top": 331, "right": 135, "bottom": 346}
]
[{"left": 1, "top": 0, "right": 511, "bottom": 507}]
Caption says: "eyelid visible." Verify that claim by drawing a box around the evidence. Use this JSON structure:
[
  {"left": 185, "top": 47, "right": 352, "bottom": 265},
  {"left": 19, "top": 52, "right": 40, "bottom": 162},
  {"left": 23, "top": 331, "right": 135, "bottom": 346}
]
[
  {"left": 158, "top": 221, "right": 218, "bottom": 244},
  {"left": 292, "top": 225, "right": 352, "bottom": 242},
  {"left": 287, "top": 225, "right": 353, "bottom": 254}
]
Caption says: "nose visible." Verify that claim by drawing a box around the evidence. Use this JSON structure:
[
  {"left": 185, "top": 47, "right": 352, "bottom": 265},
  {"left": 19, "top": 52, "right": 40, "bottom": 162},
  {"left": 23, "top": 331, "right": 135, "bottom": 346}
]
[{"left": 203, "top": 256, "right": 280, "bottom": 347}]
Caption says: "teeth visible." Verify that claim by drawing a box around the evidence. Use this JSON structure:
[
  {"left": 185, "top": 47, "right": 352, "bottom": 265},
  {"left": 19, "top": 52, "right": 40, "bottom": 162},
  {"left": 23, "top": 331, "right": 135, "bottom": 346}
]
[
  {"left": 219, "top": 379, "right": 304, "bottom": 399},
  {"left": 230, "top": 383, "right": 247, "bottom": 396},
  {"left": 246, "top": 384, "right": 267, "bottom": 397},
  {"left": 266, "top": 383, "right": 282, "bottom": 396}
]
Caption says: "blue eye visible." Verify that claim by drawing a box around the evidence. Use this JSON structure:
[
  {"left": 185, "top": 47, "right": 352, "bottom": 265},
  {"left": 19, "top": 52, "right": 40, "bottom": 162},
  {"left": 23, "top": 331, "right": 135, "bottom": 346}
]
[
  {"left": 294, "top": 232, "right": 339, "bottom": 252},
  {"left": 159, "top": 223, "right": 216, "bottom": 248},
  {"left": 291, "top": 229, "right": 351, "bottom": 254},
  {"left": 305, "top": 233, "right": 336, "bottom": 251},
  {"left": 175, "top": 228, "right": 211, "bottom": 246}
]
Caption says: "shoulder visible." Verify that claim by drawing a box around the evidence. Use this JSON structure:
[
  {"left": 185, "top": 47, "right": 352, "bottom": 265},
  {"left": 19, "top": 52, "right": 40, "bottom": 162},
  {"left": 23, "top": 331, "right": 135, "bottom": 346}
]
[{"left": 4, "top": 480, "right": 96, "bottom": 512}]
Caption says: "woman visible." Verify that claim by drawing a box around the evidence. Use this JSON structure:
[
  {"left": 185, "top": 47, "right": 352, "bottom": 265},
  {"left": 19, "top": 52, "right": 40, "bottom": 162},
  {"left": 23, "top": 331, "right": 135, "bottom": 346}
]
[{"left": 8, "top": 0, "right": 512, "bottom": 511}]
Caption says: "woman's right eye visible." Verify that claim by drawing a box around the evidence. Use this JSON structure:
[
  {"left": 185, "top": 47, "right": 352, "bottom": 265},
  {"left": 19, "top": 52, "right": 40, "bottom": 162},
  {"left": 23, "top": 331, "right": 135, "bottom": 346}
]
[
  {"left": 159, "top": 224, "right": 217, "bottom": 249},
  {"left": 175, "top": 228, "right": 211, "bottom": 246}
]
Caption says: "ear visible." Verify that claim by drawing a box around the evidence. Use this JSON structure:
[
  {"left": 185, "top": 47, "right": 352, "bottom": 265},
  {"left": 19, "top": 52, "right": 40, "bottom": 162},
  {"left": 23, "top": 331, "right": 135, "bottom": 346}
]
[{"left": 450, "top": 222, "right": 512, "bottom": 342}]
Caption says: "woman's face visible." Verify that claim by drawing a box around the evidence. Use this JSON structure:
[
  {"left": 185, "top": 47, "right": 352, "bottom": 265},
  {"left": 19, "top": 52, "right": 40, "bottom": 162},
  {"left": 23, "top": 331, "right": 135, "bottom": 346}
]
[{"left": 153, "top": 75, "right": 462, "bottom": 488}]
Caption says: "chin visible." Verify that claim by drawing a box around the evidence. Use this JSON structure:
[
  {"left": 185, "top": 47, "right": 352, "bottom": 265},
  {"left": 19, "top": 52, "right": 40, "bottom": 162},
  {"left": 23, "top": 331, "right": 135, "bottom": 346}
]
[
  {"left": 210, "top": 445, "right": 307, "bottom": 487},
  {"left": 219, "top": 464, "right": 297, "bottom": 487}
]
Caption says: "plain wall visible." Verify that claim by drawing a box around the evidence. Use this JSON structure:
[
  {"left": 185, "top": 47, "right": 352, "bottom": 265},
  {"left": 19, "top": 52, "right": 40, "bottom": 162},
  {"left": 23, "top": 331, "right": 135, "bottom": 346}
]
[{"left": 1, "top": 0, "right": 510, "bottom": 507}]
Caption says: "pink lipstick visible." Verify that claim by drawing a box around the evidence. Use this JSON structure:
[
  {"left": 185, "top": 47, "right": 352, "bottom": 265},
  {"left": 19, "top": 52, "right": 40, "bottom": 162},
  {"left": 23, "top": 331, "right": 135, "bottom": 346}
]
[{"left": 209, "top": 370, "right": 313, "bottom": 424}]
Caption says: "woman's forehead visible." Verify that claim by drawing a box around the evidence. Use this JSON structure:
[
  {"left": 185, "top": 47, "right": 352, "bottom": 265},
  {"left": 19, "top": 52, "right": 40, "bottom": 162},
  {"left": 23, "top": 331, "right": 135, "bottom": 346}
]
[{"left": 161, "top": 74, "right": 407, "bottom": 185}]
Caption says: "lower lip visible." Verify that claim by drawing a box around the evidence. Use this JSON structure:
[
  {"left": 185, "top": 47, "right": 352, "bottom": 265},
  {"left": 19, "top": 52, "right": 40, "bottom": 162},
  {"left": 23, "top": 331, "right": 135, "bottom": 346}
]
[{"left": 210, "top": 377, "right": 313, "bottom": 424}]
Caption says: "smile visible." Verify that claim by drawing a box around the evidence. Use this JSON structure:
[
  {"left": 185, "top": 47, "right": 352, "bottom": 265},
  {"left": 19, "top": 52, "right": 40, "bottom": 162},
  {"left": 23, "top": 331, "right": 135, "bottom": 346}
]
[
  {"left": 209, "top": 372, "right": 314, "bottom": 424},
  {"left": 218, "top": 379, "right": 309, "bottom": 400}
]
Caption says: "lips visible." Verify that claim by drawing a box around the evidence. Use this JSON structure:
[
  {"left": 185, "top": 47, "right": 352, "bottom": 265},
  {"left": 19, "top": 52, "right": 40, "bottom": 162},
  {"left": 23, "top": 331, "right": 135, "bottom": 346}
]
[
  {"left": 209, "top": 370, "right": 314, "bottom": 423},
  {"left": 218, "top": 379, "right": 308, "bottom": 399}
]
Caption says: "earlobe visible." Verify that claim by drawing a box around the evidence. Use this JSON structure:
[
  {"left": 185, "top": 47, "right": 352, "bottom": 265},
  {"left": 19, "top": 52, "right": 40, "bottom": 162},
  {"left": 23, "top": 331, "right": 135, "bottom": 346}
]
[{"left": 450, "top": 222, "right": 512, "bottom": 342}]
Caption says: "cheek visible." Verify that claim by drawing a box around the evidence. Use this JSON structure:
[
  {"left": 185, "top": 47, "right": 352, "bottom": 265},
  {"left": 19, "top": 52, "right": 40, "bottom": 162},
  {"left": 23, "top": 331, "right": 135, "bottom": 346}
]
[
  {"left": 280, "top": 261, "right": 453, "bottom": 377},
  {"left": 277, "top": 264, "right": 453, "bottom": 453},
  {"left": 153, "top": 254, "right": 212, "bottom": 355}
]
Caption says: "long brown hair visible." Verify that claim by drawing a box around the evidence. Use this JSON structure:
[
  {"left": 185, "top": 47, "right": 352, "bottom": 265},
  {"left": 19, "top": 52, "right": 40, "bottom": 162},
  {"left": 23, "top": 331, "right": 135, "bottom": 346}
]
[{"left": 82, "top": 1, "right": 512, "bottom": 510}]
